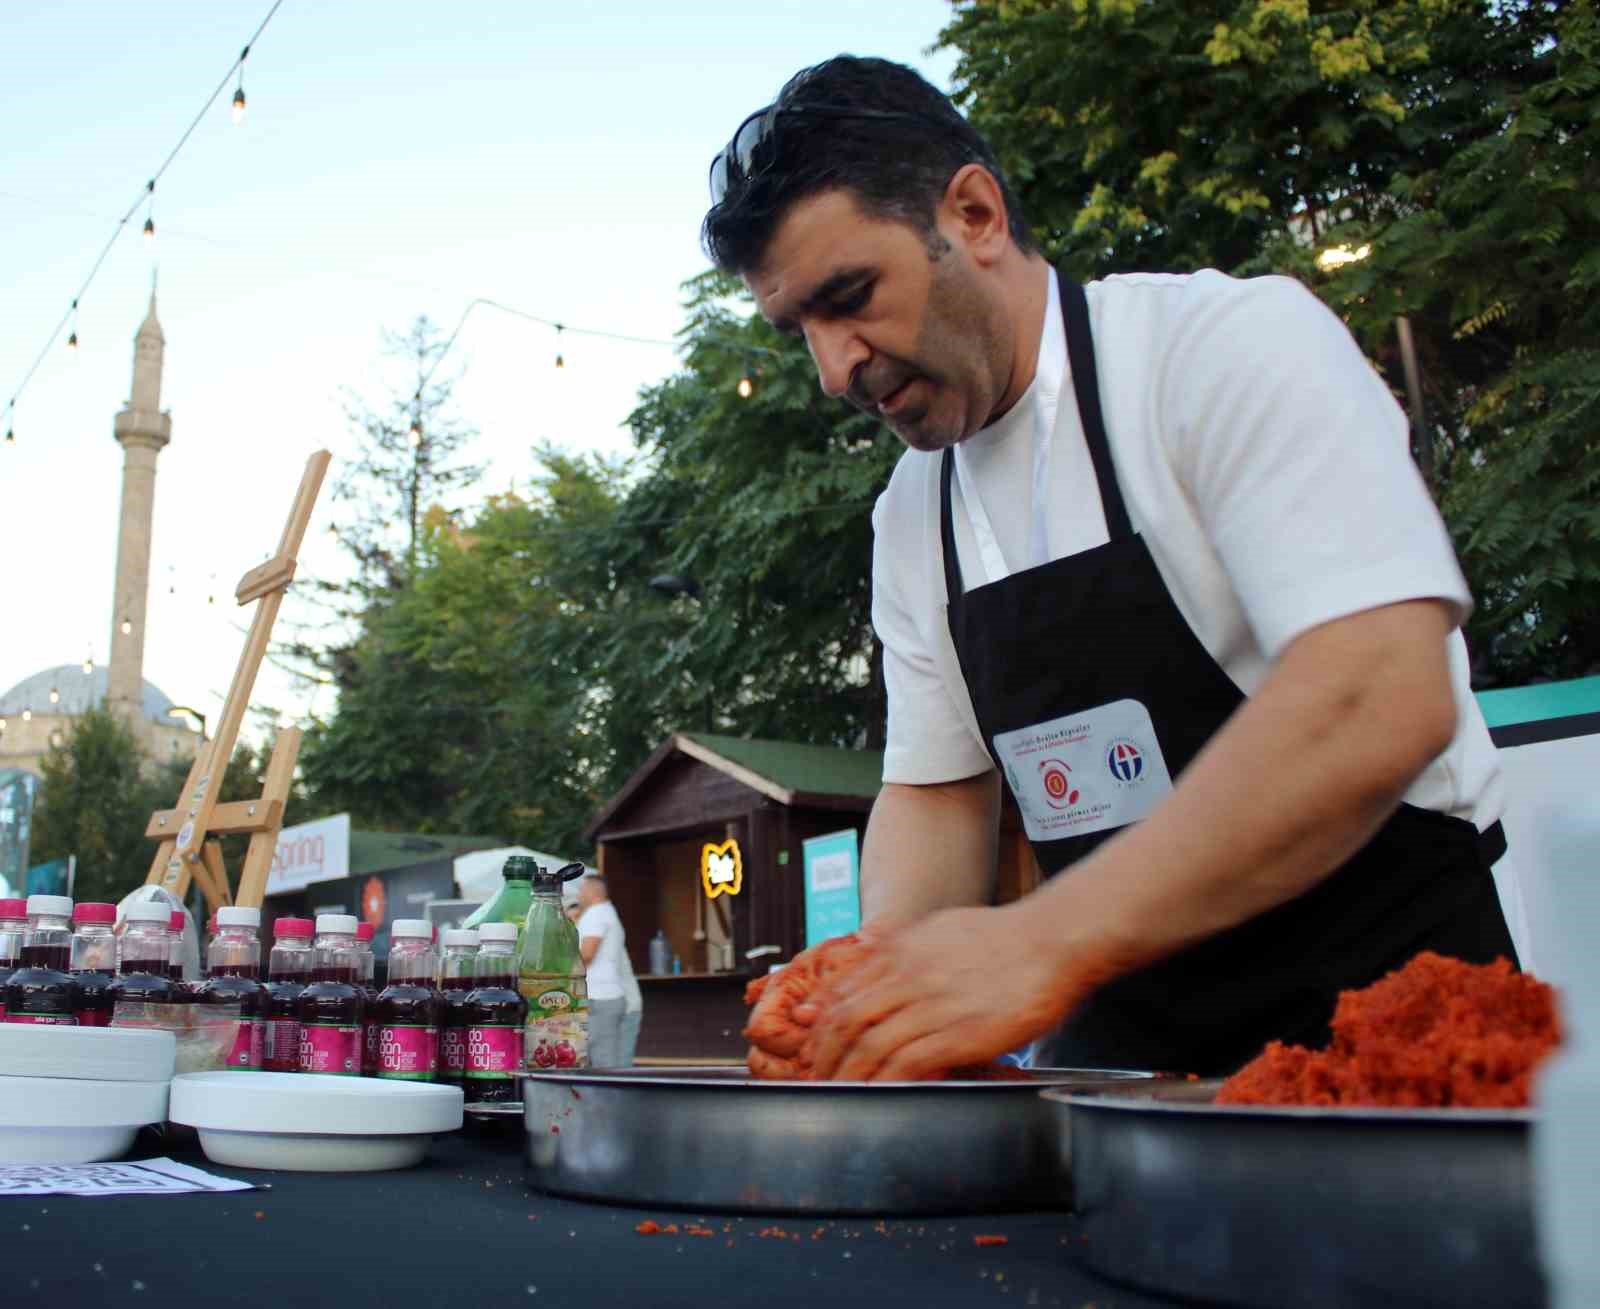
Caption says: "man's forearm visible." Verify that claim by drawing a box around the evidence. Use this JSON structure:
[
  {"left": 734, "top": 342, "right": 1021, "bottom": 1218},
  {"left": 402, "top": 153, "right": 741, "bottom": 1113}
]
[
  {"left": 859, "top": 772, "right": 1000, "bottom": 927},
  {"left": 1027, "top": 600, "right": 1460, "bottom": 977}
]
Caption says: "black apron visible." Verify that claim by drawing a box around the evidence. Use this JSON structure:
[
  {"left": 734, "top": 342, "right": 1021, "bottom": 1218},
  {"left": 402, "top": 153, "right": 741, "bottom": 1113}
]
[{"left": 941, "top": 274, "right": 1517, "bottom": 1076}]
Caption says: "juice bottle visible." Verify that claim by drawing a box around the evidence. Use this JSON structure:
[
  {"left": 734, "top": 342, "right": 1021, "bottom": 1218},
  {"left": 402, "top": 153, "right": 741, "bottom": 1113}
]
[
  {"left": 516, "top": 862, "right": 589, "bottom": 1071},
  {"left": 463, "top": 856, "right": 536, "bottom": 951},
  {"left": 194, "top": 907, "right": 266, "bottom": 1069},
  {"left": 355, "top": 922, "right": 379, "bottom": 1076},
  {"left": 0, "top": 898, "right": 28, "bottom": 1020},
  {"left": 374, "top": 919, "right": 439, "bottom": 1082},
  {"left": 296, "top": 914, "right": 364, "bottom": 1076},
  {"left": 464, "top": 923, "right": 527, "bottom": 1103},
  {"left": 437, "top": 928, "right": 478, "bottom": 1091},
  {"left": 263, "top": 917, "right": 313, "bottom": 1073},
  {"left": 4, "top": 895, "right": 80, "bottom": 1024},
  {"left": 108, "top": 901, "right": 180, "bottom": 1011},
  {"left": 167, "top": 910, "right": 188, "bottom": 987},
  {"left": 69, "top": 902, "right": 119, "bottom": 1027}
]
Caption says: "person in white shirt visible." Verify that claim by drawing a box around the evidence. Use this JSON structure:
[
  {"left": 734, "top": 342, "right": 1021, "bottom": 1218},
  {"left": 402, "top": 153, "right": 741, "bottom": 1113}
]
[
  {"left": 575, "top": 875, "right": 628, "bottom": 1068},
  {"left": 701, "top": 55, "right": 1520, "bottom": 1080}
]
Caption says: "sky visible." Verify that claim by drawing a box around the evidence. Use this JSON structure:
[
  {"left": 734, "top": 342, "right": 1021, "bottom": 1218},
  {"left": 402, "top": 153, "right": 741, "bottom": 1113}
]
[{"left": 0, "top": 0, "right": 959, "bottom": 743}]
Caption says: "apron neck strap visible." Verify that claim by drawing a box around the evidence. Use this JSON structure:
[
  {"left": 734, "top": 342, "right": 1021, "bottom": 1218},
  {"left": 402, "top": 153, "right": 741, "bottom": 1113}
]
[{"left": 1059, "top": 275, "right": 1133, "bottom": 542}]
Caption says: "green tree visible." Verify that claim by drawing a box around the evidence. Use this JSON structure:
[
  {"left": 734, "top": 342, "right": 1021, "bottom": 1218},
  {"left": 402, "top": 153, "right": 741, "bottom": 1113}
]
[
  {"left": 941, "top": 0, "right": 1600, "bottom": 682},
  {"left": 29, "top": 709, "right": 161, "bottom": 903}
]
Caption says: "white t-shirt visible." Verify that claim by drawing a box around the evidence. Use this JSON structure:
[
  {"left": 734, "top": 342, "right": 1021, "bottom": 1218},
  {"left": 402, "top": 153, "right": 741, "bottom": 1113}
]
[
  {"left": 577, "top": 900, "right": 626, "bottom": 1002},
  {"left": 871, "top": 268, "right": 1504, "bottom": 831}
]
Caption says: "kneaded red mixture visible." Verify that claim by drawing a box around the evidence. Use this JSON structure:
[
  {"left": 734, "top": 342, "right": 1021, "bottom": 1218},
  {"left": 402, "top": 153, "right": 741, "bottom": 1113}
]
[
  {"left": 1217, "top": 951, "right": 1562, "bottom": 1108},
  {"left": 742, "top": 933, "right": 1026, "bottom": 1082}
]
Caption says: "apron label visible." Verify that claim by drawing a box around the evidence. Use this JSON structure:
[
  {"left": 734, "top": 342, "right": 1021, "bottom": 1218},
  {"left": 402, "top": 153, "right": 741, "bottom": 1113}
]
[{"left": 994, "top": 698, "right": 1173, "bottom": 843}]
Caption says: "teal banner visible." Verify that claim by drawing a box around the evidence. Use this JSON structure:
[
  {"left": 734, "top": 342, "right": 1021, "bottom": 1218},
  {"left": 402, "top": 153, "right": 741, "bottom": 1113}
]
[
  {"left": 26, "top": 856, "right": 72, "bottom": 898},
  {"left": 803, "top": 829, "right": 861, "bottom": 948},
  {"left": 0, "top": 770, "right": 36, "bottom": 896}
]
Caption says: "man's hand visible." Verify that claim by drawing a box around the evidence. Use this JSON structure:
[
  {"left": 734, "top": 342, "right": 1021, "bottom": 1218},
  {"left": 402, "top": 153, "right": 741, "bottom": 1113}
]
[{"left": 805, "top": 906, "right": 1110, "bottom": 1080}]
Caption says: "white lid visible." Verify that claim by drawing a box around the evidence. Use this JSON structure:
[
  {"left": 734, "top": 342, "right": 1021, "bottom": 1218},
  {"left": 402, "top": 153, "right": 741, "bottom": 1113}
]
[
  {"left": 390, "top": 918, "right": 431, "bottom": 939},
  {"left": 217, "top": 907, "right": 261, "bottom": 928},
  {"left": 169, "top": 1070, "right": 463, "bottom": 1135},
  {"left": 0, "top": 1025, "right": 177, "bottom": 1084},
  {"left": 316, "top": 913, "right": 358, "bottom": 935},
  {"left": 442, "top": 929, "right": 479, "bottom": 948},
  {"left": 125, "top": 901, "right": 172, "bottom": 923},
  {"left": 0, "top": 1075, "right": 169, "bottom": 1132},
  {"left": 26, "top": 894, "right": 73, "bottom": 918},
  {"left": 477, "top": 922, "right": 517, "bottom": 943}
]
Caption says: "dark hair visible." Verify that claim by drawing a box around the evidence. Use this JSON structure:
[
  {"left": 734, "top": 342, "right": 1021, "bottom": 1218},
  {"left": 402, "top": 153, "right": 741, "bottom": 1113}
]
[{"left": 701, "top": 55, "right": 1036, "bottom": 273}]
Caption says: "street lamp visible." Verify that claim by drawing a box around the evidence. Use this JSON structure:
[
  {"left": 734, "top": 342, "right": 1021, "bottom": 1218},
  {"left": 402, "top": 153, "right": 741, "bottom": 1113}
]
[
  {"left": 648, "top": 574, "right": 712, "bottom": 732},
  {"left": 168, "top": 705, "right": 208, "bottom": 739}
]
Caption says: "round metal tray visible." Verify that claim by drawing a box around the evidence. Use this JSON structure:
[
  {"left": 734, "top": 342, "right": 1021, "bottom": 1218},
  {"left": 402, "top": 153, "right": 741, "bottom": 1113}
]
[
  {"left": 522, "top": 1065, "right": 1155, "bottom": 1215},
  {"left": 1049, "top": 1078, "right": 1542, "bottom": 1309}
]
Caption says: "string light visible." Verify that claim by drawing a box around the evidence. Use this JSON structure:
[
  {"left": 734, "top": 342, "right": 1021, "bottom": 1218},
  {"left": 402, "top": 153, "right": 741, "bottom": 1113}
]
[
  {"left": 48, "top": 687, "right": 60, "bottom": 705},
  {"left": 737, "top": 376, "right": 753, "bottom": 399},
  {"left": 3, "top": 2, "right": 283, "bottom": 429},
  {"left": 82, "top": 655, "right": 94, "bottom": 675},
  {"left": 67, "top": 300, "right": 79, "bottom": 352},
  {"left": 21, "top": 709, "right": 32, "bottom": 723},
  {"left": 143, "top": 180, "right": 156, "bottom": 245},
  {"left": 120, "top": 618, "right": 132, "bottom": 635},
  {"left": 554, "top": 324, "right": 565, "bottom": 370}
]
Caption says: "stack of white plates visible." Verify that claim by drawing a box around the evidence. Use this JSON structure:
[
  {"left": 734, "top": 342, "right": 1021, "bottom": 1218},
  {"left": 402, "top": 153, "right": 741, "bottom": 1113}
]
[
  {"left": 169, "top": 1071, "right": 463, "bottom": 1172},
  {"left": 0, "top": 1026, "right": 177, "bottom": 1164}
]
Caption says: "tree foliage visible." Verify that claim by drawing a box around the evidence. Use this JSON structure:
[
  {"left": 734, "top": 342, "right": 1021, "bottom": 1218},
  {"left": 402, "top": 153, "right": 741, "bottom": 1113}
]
[{"left": 941, "top": 0, "right": 1600, "bottom": 682}]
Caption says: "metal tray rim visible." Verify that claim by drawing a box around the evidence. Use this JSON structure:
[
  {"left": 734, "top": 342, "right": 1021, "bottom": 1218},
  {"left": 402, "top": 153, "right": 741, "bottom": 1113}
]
[
  {"left": 521, "top": 1064, "right": 1158, "bottom": 1092},
  {"left": 1046, "top": 1079, "right": 1538, "bottom": 1125}
]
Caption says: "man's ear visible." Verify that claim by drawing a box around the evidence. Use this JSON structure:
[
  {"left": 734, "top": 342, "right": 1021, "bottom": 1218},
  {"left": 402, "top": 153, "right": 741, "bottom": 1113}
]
[{"left": 940, "top": 164, "right": 1011, "bottom": 268}]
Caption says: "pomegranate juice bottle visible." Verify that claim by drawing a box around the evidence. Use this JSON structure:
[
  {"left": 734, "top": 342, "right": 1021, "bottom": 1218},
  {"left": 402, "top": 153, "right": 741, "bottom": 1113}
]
[
  {"left": 463, "top": 923, "right": 528, "bottom": 1104},
  {"left": 195, "top": 907, "right": 266, "bottom": 1069},
  {"left": 0, "top": 898, "right": 33, "bottom": 1021},
  {"left": 374, "top": 919, "right": 440, "bottom": 1082},
  {"left": 168, "top": 910, "right": 188, "bottom": 987},
  {"left": 263, "top": 917, "right": 313, "bottom": 1073},
  {"left": 296, "top": 914, "right": 365, "bottom": 1076},
  {"left": 355, "top": 922, "right": 379, "bottom": 1076},
  {"left": 69, "top": 902, "right": 119, "bottom": 1027},
  {"left": 437, "top": 928, "right": 479, "bottom": 1090},
  {"left": 109, "top": 901, "right": 180, "bottom": 1011},
  {"left": 4, "top": 895, "right": 80, "bottom": 1024}
]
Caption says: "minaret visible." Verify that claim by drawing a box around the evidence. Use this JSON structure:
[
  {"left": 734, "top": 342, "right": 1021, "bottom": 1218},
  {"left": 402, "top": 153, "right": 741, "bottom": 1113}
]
[{"left": 106, "top": 287, "right": 172, "bottom": 731}]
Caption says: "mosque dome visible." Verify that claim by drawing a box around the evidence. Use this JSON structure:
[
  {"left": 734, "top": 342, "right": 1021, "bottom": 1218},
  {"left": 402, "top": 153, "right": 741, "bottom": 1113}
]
[{"left": 0, "top": 665, "right": 179, "bottom": 726}]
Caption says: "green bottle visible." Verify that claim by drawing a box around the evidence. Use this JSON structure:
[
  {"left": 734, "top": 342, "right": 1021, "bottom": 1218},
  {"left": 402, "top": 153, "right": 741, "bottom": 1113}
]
[
  {"left": 462, "top": 856, "right": 536, "bottom": 951},
  {"left": 517, "top": 861, "right": 589, "bottom": 1071}
]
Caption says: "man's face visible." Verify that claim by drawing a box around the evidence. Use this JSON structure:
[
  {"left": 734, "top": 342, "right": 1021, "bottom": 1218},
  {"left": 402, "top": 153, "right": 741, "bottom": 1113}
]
[{"left": 744, "top": 189, "right": 1005, "bottom": 452}]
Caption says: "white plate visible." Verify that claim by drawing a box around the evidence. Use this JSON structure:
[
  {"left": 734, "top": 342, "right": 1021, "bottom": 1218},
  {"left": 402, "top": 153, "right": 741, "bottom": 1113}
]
[
  {"left": 0, "top": 1074, "right": 170, "bottom": 1164},
  {"left": 169, "top": 1071, "right": 463, "bottom": 1172},
  {"left": 0, "top": 1025, "right": 177, "bottom": 1083}
]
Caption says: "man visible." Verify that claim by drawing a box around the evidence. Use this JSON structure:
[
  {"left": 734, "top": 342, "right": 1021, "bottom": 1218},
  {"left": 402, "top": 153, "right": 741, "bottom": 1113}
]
[
  {"left": 702, "top": 56, "right": 1518, "bottom": 1080},
  {"left": 575, "top": 874, "right": 629, "bottom": 1068}
]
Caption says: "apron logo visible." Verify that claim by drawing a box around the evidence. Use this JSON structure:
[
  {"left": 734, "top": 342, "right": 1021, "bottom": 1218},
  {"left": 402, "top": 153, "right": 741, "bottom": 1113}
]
[
  {"left": 1107, "top": 739, "right": 1145, "bottom": 783},
  {"left": 1039, "top": 758, "right": 1081, "bottom": 810}
]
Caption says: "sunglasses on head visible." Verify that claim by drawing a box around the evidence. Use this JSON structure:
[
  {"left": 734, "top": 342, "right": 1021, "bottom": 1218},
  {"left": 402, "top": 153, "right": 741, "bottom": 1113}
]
[{"left": 707, "top": 103, "right": 942, "bottom": 205}]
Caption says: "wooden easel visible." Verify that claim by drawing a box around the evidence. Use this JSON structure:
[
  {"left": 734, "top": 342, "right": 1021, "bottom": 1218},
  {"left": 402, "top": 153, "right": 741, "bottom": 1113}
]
[{"left": 143, "top": 450, "right": 331, "bottom": 911}]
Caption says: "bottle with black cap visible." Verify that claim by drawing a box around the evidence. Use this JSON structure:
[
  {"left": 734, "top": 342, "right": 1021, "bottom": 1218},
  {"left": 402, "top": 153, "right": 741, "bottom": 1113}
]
[{"left": 516, "top": 859, "right": 589, "bottom": 1071}]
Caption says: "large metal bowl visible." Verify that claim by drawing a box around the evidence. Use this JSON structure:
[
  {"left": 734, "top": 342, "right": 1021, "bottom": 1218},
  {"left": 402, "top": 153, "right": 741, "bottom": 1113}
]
[
  {"left": 1049, "top": 1078, "right": 1542, "bottom": 1309},
  {"left": 522, "top": 1065, "right": 1154, "bottom": 1215}
]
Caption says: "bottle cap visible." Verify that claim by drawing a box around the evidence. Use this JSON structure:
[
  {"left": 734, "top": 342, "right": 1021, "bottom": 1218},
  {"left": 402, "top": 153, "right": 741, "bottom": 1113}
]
[
  {"left": 356, "top": 922, "right": 374, "bottom": 942},
  {"left": 26, "top": 894, "right": 74, "bottom": 919},
  {"left": 390, "top": 919, "right": 431, "bottom": 939},
  {"left": 315, "top": 913, "right": 359, "bottom": 935},
  {"left": 217, "top": 907, "right": 260, "bottom": 928},
  {"left": 477, "top": 922, "right": 517, "bottom": 943},
  {"left": 502, "top": 855, "right": 538, "bottom": 881},
  {"left": 0, "top": 898, "right": 29, "bottom": 919},
  {"left": 125, "top": 901, "right": 172, "bottom": 924},
  {"left": 442, "top": 928, "right": 479, "bottom": 948},
  {"left": 72, "top": 902, "right": 117, "bottom": 925},
  {"left": 273, "top": 917, "right": 315, "bottom": 939},
  {"left": 531, "top": 861, "right": 588, "bottom": 888}
]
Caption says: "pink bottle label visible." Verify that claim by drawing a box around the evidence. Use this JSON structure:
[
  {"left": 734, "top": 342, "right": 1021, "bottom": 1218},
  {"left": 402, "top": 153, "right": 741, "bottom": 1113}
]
[
  {"left": 363, "top": 1020, "right": 379, "bottom": 1074},
  {"left": 441, "top": 1026, "right": 466, "bottom": 1079},
  {"left": 465, "top": 1025, "right": 523, "bottom": 1078},
  {"left": 377, "top": 1025, "right": 436, "bottom": 1080},
  {"left": 299, "top": 1023, "right": 361, "bottom": 1075},
  {"left": 76, "top": 1009, "right": 112, "bottom": 1028},
  {"left": 6, "top": 1013, "right": 77, "bottom": 1025},
  {"left": 264, "top": 1018, "right": 301, "bottom": 1072},
  {"left": 225, "top": 1018, "right": 264, "bottom": 1069}
]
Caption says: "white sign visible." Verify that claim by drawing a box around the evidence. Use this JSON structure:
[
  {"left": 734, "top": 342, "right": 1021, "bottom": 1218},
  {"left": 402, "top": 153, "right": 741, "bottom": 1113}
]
[
  {"left": 0, "top": 1158, "right": 257, "bottom": 1197},
  {"left": 266, "top": 812, "right": 351, "bottom": 896}
]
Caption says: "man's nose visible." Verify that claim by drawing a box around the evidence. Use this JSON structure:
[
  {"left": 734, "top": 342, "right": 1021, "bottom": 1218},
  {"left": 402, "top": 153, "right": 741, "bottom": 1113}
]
[{"left": 805, "top": 323, "right": 868, "bottom": 399}]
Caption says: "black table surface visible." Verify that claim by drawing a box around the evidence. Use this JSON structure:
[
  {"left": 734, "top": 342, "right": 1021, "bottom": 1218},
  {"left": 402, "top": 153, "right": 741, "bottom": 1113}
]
[{"left": 9, "top": 1122, "right": 1191, "bottom": 1309}]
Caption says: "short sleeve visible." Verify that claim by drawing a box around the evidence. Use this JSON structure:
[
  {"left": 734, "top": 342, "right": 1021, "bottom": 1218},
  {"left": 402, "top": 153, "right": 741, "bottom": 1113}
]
[
  {"left": 1161, "top": 274, "right": 1471, "bottom": 658},
  {"left": 872, "top": 479, "right": 995, "bottom": 785}
]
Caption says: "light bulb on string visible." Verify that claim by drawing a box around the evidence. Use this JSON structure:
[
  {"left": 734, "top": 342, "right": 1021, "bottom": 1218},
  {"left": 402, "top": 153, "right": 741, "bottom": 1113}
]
[
  {"left": 82, "top": 655, "right": 93, "bottom": 676},
  {"left": 22, "top": 709, "right": 32, "bottom": 723},
  {"left": 120, "top": 618, "right": 132, "bottom": 636},
  {"left": 232, "top": 44, "right": 248, "bottom": 124},
  {"left": 67, "top": 299, "right": 79, "bottom": 352},
  {"left": 737, "top": 376, "right": 753, "bottom": 399},
  {"left": 143, "top": 216, "right": 155, "bottom": 245},
  {"left": 142, "top": 180, "right": 155, "bottom": 246},
  {"left": 48, "top": 687, "right": 60, "bottom": 705},
  {"left": 554, "top": 323, "right": 565, "bottom": 369}
]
